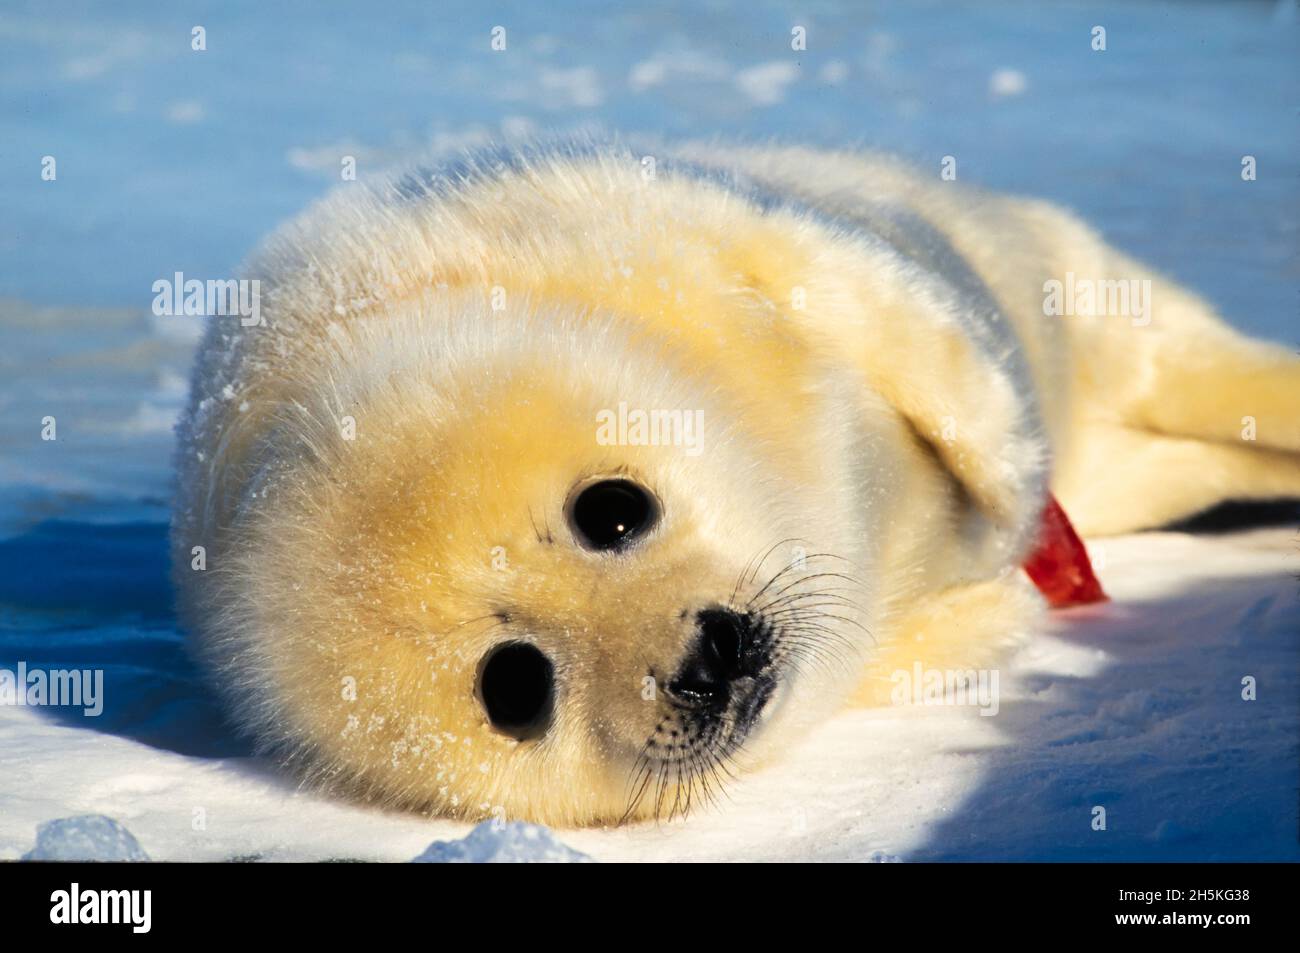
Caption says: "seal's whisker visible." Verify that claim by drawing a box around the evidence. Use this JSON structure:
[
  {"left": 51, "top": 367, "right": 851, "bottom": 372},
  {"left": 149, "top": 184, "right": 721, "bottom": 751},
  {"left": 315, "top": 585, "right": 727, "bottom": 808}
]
[
  {"left": 620, "top": 729, "right": 665, "bottom": 824},
  {"left": 747, "top": 537, "right": 812, "bottom": 586},
  {"left": 776, "top": 617, "right": 860, "bottom": 664},
  {"left": 749, "top": 571, "right": 864, "bottom": 614},
  {"left": 654, "top": 757, "right": 673, "bottom": 824},
  {"left": 621, "top": 738, "right": 654, "bottom": 798},
  {"left": 733, "top": 536, "right": 806, "bottom": 605},
  {"left": 736, "top": 537, "right": 794, "bottom": 597},
  {"left": 774, "top": 631, "right": 847, "bottom": 670},
  {"left": 451, "top": 613, "right": 509, "bottom": 632},
  {"left": 619, "top": 760, "right": 653, "bottom": 825},
  {"left": 526, "top": 506, "right": 545, "bottom": 545},
  {"left": 767, "top": 605, "right": 870, "bottom": 637},
  {"left": 742, "top": 551, "right": 866, "bottom": 607},
  {"left": 765, "top": 597, "right": 865, "bottom": 618},
  {"left": 779, "top": 613, "right": 864, "bottom": 656},
  {"left": 788, "top": 610, "right": 874, "bottom": 641},
  {"left": 760, "top": 583, "right": 868, "bottom": 604},
  {"left": 761, "top": 581, "right": 869, "bottom": 602},
  {"left": 778, "top": 638, "right": 851, "bottom": 682},
  {"left": 745, "top": 558, "right": 809, "bottom": 606},
  {"left": 731, "top": 541, "right": 776, "bottom": 607}
]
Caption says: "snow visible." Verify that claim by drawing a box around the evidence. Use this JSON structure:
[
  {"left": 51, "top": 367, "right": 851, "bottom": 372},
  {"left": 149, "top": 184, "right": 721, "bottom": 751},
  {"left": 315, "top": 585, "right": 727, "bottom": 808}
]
[
  {"left": 25, "top": 815, "right": 151, "bottom": 862},
  {"left": 412, "top": 822, "right": 594, "bottom": 864},
  {"left": 734, "top": 61, "right": 802, "bottom": 106},
  {"left": 0, "top": 0, "right": 1297, "bottom": 862}
]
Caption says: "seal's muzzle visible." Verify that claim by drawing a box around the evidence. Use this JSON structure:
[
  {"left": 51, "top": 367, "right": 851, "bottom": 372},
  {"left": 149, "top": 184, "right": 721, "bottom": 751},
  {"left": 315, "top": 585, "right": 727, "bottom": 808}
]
[{"left": 667, "top": 608, "right": 772, "bottom": 721}]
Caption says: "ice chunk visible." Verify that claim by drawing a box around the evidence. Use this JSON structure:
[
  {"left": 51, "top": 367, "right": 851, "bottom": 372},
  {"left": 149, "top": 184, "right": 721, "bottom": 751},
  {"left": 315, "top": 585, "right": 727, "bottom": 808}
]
[
  {"left": 24, "top": 815, "right": 151, "bottom": 862},
  {"left": 412, "top": 821, "right": 592, "bottom": 863}
]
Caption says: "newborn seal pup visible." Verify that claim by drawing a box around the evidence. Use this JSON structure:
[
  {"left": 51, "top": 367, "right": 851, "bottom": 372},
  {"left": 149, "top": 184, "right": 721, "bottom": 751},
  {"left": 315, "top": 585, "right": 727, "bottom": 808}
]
[{"left": 173, "top": 141, "right": 1300, "bottom": 825}]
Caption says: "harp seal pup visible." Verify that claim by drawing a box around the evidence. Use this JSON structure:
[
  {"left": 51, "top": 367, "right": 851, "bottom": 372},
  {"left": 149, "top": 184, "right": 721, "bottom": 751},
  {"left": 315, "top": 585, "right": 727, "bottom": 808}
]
[{"left": 172, "top": 141, "right": 1300, "bottom": 825}]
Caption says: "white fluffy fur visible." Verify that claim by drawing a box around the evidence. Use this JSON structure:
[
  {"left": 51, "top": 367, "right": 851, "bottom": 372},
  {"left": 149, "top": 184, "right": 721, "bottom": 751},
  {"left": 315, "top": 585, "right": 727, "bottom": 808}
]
[{"left": 172, "top": 140, "right": 1300, "bottom": 824}]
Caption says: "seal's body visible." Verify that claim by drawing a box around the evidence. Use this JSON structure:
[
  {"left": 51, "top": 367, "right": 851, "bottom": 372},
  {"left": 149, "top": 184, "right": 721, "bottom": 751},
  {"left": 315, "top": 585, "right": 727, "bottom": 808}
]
[{"left": 173, "top": 142, "right": 1300, "bottom": 824}]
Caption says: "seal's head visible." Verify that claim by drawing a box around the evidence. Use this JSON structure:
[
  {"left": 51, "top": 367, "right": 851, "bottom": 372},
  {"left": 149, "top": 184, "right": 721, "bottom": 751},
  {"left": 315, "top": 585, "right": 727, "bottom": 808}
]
[{"left": 207, "top": 294, "right": 885, "bottom": 825}]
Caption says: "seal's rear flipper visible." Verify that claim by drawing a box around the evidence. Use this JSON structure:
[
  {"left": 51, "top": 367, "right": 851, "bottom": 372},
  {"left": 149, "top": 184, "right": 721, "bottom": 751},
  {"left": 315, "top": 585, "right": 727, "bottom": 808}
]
[{"left": 1056, "top": 322, "right": 1300, "bottom": 537}]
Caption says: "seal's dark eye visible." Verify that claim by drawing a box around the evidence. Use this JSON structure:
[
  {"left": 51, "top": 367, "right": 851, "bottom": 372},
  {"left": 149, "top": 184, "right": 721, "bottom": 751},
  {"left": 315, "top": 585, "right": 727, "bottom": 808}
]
[
  {"left": 478, "top": 642, "right": 554, "bottom": 741},
  {"left": 568, "top": 479, "right": 658, "bottom": 551}
]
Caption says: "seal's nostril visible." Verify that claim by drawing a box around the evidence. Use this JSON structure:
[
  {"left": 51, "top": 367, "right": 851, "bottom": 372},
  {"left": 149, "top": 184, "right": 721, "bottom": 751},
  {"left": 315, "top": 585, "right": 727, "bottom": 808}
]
[
  {"left": 701, "top": 611, "right": 744, "bottom": 675},
  {"left": 477, "top": 642, "right": 554, "bottom": 741}
]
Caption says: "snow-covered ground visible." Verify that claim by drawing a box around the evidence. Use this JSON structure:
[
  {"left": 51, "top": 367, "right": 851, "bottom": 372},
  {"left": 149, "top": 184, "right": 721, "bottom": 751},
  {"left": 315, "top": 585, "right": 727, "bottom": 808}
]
[{"left": 1, "top": 1, "right": 1297, "bottom": 861}]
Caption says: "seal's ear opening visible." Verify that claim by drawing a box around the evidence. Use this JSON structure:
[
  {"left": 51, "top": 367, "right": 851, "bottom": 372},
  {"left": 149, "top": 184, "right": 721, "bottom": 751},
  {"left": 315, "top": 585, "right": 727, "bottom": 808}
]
[{"left": 859, "top": 310, "right": 1049, "bottom": 559}]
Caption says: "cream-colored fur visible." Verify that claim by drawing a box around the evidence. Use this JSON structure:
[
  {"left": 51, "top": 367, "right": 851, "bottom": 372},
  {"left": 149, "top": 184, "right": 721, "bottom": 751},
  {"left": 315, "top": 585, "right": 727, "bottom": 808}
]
[{"left": 172, "top": 140, "right": 1300, "bottom": 825}]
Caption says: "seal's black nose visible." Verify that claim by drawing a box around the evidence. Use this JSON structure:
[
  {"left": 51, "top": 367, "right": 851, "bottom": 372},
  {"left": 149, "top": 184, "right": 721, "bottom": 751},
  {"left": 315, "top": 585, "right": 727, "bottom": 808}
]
[{"left": 667, "top": 608, "right": 761, "bottom": 709}]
